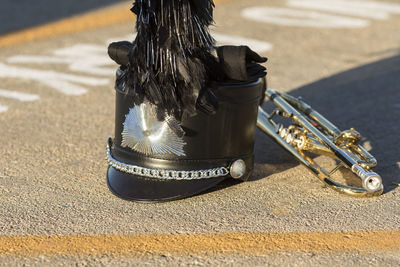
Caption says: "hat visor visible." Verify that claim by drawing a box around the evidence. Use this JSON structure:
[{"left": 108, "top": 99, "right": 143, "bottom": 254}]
[{"left": 107, "top": 166, "right": 227, "bottom": 202}]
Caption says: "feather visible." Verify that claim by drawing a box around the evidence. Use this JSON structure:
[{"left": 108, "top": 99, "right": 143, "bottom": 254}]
[{"left": 126, "top": 0, "right": 218, "bottom": 120}]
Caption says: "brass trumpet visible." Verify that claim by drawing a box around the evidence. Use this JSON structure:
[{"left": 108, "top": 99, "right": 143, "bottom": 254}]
[{"left": 257, "top": 88, "right": 383, "bottom": 197}]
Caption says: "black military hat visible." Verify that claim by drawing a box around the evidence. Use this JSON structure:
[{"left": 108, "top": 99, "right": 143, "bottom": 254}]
[{"left": 105, "top": 0, "right": 267, "bottom": 202}]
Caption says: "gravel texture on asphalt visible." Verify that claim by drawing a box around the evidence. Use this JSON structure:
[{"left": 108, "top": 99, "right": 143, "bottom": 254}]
[{"left": 0, "top": 0, "right": 399, "bottom": 265}]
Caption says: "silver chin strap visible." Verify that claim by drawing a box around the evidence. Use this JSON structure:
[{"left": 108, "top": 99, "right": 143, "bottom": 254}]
[{"left": 106, "top": 138, "right": 233, "bottom": 180}]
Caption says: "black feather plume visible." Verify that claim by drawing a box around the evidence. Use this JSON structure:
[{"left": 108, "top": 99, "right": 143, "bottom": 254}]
[{"left": 126, "top": 0, "right": 218, "bottom": 120}]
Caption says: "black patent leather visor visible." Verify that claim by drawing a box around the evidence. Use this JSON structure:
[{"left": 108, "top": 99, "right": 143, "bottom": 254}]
[{"left": 107, "top": 166, "right": 227, "bottom": 202}]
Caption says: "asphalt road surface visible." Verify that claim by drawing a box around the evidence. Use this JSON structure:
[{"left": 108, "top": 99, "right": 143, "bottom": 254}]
[
  {"left": 0, "top": 0, "right": 127, "bottom": 35},
  {"left": 1, "top": 0, "right": 400, "bottom": 265}
]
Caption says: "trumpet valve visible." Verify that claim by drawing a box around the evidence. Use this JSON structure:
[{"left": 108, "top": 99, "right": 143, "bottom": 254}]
[
  {"left": 278, "top": 125, "right": 307, "bottom": 147},
  {"left": 286, "top": 133, "right": 295, "bottom": 144},
  {"left": 279, "top": 127, "right": 288, "bottom": 139},
  {"left": 335, "top": 129, "right": 361, "bottom": 148},
  {"left": 296, "top": 135, "right": 307, "bottom": 149}
]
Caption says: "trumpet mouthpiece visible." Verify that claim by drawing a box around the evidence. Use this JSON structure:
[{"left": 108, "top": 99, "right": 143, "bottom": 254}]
[
  {"left": 362, "top": 173, "right": 382, "bottom": 192},
  {"left": 352, "top": 164, "right": 382, "bottom": 192}
]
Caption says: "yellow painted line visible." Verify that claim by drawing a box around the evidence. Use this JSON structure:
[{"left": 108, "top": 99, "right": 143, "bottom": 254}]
[
  {"left": 1, "top": 231, "right": 399, "bottom": 257},
  {"left": 0, "top": 0, "right": 229, "bottom": 48},
  {"left": 0, "top": 3, "right": 133, "bottom": 48}
]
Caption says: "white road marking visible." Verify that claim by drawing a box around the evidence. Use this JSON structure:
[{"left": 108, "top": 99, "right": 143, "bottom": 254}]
[
  {"left": 3, "top": 0, "right": 398, "bottom": 115},
  {"left": 8, "top": 44, "right": 115, "bottom": 76},
  {"left": 288, "top": 0, "right": 400, "bottom": 20},
  {"left": 241, "top": 7, "right": 369, "bottom": 28},
  {"left": 338, "top": 0, "right": 400, "bottom": 13},
  {"left": 106, "top": 33, "right": 272, "bottom": 53},
  {"left": 212, "top": 32, "right": 273, "bottom": 53},
  {"left": 362, "top": 141, "right": 372, "bottom": 152},
  {"left": 0, "top": 105, "right": 8, "bottom": 113},
  {"left": 0, "top": 89, "right": 39, "bottom": 102},
  {"left": 106, "top": 34, "right": 136, "bottom": 44},
  {"left": 0, "top": 63, "right": 109, "bottom": 96}
]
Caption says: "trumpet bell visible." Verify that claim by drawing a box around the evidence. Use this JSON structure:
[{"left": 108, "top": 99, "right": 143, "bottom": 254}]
[{"left": 257, "top": 88, "right": 383, "bottom": 197}]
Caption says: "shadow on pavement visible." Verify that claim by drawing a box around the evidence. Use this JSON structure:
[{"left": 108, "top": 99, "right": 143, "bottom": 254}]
[
  {"left": 0, "top": 0, "right": 129, "bottom": 35},
  {"left": 253, "top": 54, "right": 400, "bottom": 194}
]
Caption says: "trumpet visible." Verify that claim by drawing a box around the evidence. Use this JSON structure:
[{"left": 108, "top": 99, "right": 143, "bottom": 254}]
[{"left": 257, "top": 88, "right": 383, "bottom": 197}]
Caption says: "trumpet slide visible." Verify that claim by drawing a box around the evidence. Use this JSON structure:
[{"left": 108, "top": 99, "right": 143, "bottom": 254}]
[{"left": 257, "top": 89, "right": 383, "bottom": 197}]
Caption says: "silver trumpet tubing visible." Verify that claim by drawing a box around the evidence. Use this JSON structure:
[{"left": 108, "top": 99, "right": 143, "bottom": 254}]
[{"left": 257, "top": 88, "right": 383, "bottom": 197}]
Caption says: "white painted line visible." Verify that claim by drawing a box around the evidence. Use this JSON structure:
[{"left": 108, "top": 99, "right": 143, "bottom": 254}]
[
  {"left": 0, "top": 63, "right": 109, "bottom": 96},
  {"left": 0, "top": 105, "right": 8, "bottom": 113},
  {"left": 8, "top": 44, "right": 115, "bottom": 76},
  {"left": 0, "top": 89, "right": 39, "bottom": 102},
  {"left": 212, "top": 32, "right": 273, "bottom": 53},
  {"left": 107, "top": 33, "right": 272, "bottom": 54},
  {"left": 362, "top": 141, "right": 372, "bottom": 152},
  {"left": 288, "top": 0, "right": 400, "bottom": 20},
  {"left": 342, "top": 0, "right": 400, "bottom": 13},
  {"left": 106, "top": 34, "right": 137, "bottom": 45},
  {"left": 241, "top": 7, "right": 369, "bottom": 28},
  {"left": 8, "top": 56, "right": 69, "bottom": 64}
]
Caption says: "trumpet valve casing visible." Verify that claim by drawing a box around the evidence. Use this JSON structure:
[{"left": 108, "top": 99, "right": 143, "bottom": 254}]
[{"left": 335, "top": 129, "right": 361, "bottom": 148}]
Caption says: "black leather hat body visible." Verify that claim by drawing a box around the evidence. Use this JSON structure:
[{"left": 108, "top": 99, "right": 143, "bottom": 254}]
[{"left": 106, "top": 79, "right": 263, "bottom": 202}]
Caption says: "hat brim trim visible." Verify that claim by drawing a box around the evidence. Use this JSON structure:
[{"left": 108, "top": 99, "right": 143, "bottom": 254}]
[{"left": 106, "top": 166, "right": 228, "bottom": 202}]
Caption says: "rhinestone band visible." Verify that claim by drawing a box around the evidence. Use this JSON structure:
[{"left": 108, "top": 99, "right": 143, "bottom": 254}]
[{"left": 106, "top": 138, "right": 230, "bottom": 180}]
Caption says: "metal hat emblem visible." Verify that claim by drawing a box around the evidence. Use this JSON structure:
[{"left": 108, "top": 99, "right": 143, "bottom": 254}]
[{"left": 121, "top": 103, "right": 186, "bottom": 156}]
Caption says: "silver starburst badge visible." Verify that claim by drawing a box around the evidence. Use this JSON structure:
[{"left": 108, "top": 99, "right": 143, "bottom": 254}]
[{"left": 121, "top": 103, "right": 186, "bottom": 156}]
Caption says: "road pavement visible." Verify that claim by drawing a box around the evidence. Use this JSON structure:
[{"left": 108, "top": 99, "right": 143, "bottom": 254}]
[
  {"left": 0, "top": 0, "right": 127, "bottom": 35},
  {"left": 0, "top": 0, "right": 400, "bottom": 265}
]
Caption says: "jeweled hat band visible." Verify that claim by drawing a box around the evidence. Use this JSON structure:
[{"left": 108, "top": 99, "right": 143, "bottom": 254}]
[{"left": 107, "top": 138, "right": 249, "bottom": 180}]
